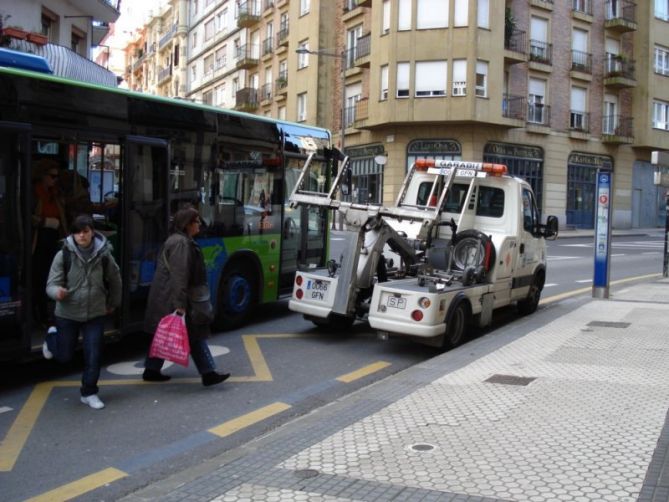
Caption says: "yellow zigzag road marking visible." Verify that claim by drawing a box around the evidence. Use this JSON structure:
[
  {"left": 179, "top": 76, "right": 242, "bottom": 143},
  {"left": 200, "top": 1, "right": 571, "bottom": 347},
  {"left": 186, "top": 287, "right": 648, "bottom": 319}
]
[
  {"left": 209, "top": 402, "right": 292, "bottom": 438},
  {"left": 337, "top": 361, "right": 391, "bottom": 383}
]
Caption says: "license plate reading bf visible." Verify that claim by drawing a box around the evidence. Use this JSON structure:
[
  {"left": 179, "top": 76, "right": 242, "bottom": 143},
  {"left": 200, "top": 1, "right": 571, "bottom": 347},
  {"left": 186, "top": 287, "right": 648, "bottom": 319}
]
[{"left": 387, "top": 296, "right": 406, "bottom": 309}]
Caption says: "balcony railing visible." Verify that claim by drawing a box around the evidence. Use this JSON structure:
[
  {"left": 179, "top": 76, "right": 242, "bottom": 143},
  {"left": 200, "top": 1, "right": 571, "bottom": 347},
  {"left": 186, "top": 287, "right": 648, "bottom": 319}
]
[
  {"left": 260, "top": 82, "right": 272, "bottom": 102},
  {"left": 157, "top": 65, "right": 172, "bottom": 84},
  {"left": 602, "top": 114, "right": 633, "bottom": 138},
  {"left": 502, "top": 94, "right": 526, "bottom": 120},
  {"left": 235, "top": 44, "right": 259, "bottom": 69},
  {"left": 235, "top": 87, "right": 259, "bottom": 111},
  {"left": 262, "top": 37, "right": 273, "bottom": 55},
  {"left": 275, "top": 73, "right": 288, "bottom": 94},
  {"left": 571, "top": 50, "right": 592, "bottom": 73},
  {"left": 354, "top": 97, "right": 368, "bottom": 127},
  {"left": 572, "top": 0, "right": 592, "bottom": 15},
  {"left": 355, "top": 34, "right": 371, "bottom": 62},
  {"left": 529, "top": 40, "right": 552, "bottom": 65},
  {"left": 604, "top": 54, "right": 635, "bottom": 79},
  {"left": 277, "top": 25, "right": 289, "bottom": 46},
  {"left": 569, "top": 111, "right": 590, "bottom": 133},
  {"left": 344, "top": 103, "right": 357, "bottom": 129},
  {"left": 159, "top": 23, "right": 177, "bottom": 50},
  {"left": 527, "top": 103, "right": 551, "bottom": 126},
  {"left": 505, "top": 28, "right": 526, "bottom": 54}
]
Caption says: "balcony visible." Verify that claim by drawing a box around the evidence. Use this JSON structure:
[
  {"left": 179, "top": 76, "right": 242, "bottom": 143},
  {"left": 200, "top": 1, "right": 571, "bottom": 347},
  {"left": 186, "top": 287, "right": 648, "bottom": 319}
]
[
  {"left": 571, "top": 50, "right": 592, "bottom": 75},
  {"left": 504, "top": 29, "right": 527, "bottom": 64},
  {"left": 604, "top": 55, "right": 636, "bottom": 88},
  {"left": 238, "top": 1, "right": 261, "bottom": 28},
  {"left": 235, "top": 44, "right": 259, "bottom": 69},
  {"left": 159, "top": 23, "right": 177, "bottom": 50},
  {"left": 260, "top": 83, "right": 272, "bottom": 103},
  {"left": 529, "top": 40, "right": 552, "bottom": 66},
  {"left": 602, "top": 115, "right": 633, "bottom": 143},
  {"left": 157, "top": 65, "right": 172, "bottom": 85},
  {"left": 572, "top": 0, "right": 593, "bottom": 16},
  {"left": 234, "top": 87, "right": 259, "bottom": 112},
  {"left": 569, "top": 110, "right": 590, "bottom": 137},
  {"left": 502, "top": 94, "right": 526, "bottom": 121},
  {"left": 263, "top": 0, "right": 274, "bottom": 12},
  {"left": 275, "top": 74, "right": 288, "bottom": 98},
  {"left": 605, "top": 0, "right": 637, "bottom": 33},
  {"left": 344, "top": 0, "right": 371, "bottom": 11},
  {"left": 527, "top": 103, "right": 551, "bottom": 129},
  {"left": 530, "top": 0, "right": 553, "bottom": 11},
  {"left": 354, "top": 98, "right": 368, "bottom": 128},
  {"left": 354, "top": 34, "right": 371, "bottom": 68},
  {"left": 276, "top": 25, "right": 289, "bottom": 48}
]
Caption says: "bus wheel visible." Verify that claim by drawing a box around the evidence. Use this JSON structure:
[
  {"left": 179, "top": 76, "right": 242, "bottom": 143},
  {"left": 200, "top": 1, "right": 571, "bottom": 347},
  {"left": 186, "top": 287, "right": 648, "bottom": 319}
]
[
  {"left": 517, "top": 271, "right": 544, "bottom": 316},
  {"left": 215, "top": 264, "right": 258, "bottom": 330},
  {"left": 442, "top": 301, "right": 470, "bottom": 350}
]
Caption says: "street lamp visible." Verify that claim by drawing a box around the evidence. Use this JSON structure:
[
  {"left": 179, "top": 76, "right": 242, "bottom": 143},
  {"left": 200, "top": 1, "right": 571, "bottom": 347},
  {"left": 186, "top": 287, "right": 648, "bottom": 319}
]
[{"left": 296, "top": 47, "right": 347, "bottom": 229}]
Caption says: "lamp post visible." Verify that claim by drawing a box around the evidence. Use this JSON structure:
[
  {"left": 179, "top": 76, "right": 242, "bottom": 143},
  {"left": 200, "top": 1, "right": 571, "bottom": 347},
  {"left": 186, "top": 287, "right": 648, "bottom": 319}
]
[{"left": 296, "top": 47, "right": 347, "bottom": 229}]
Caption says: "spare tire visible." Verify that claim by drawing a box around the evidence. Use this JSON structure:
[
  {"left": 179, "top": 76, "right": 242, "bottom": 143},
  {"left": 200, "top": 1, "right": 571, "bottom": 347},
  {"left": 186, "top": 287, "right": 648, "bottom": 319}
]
[{"left": 451, "top": 230, "right": 496, "bottom": 273}]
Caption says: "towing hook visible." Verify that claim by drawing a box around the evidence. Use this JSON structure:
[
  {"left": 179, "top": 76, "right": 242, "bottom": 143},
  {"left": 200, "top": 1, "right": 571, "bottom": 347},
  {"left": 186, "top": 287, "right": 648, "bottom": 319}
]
[{"left": 327, "top": 259, "right": 339, "bottom": 277}]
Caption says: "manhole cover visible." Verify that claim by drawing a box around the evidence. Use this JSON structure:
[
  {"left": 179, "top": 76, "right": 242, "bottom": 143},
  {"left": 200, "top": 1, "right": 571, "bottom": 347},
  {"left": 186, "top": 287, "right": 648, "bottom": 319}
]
[
  {"left": 587, "top": 321, "right": 630, "bottom": 329},
  {"left": 294, "top": 469, "right": 319, "bottom": 479},
  {"left": 410, "top": 443, "right": 436, "bottom": 452},
  {"left": 485, "top": 374, "right": 536, "bottom": 386}
]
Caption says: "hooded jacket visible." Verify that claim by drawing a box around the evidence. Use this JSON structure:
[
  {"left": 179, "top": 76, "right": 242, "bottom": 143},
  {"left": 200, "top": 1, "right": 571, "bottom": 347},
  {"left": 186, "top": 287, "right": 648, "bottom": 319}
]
[{"left": 46, "top": 232, "right": 122, "bottom": 322}]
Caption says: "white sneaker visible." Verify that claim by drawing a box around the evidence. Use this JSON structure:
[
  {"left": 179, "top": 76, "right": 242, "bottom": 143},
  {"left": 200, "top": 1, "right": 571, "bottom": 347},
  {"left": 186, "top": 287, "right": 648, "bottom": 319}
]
[
  {"left": 42, "top": 341, "right": 53, "bottom": 360},
  {"left": 80, "top": 394, "right": 105, "bottom": 410}
]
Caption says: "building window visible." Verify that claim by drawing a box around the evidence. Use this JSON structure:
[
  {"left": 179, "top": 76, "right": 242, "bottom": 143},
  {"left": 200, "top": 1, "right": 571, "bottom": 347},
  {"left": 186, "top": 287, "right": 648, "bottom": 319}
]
[
  {"left": 204, "top": 54, "right": 214, "bottom": 77},
  {"left": 300, "top": 0, "right": 310, "bottom": 16},
  {"left": 454, "top": 0, "right": 469, "bottom": 27},
  {"left": 297, "top": 40, "right": 309, "bottom": 69},
  {"left": 205, "top": 19, "right": 215, "bottom": 41},
  {"left": 71, "top": 27, "right": 86, "bottom": 56},
  {"left": 215, "top": 83, "right": 226, "bottom": 105},
  {"left": 603, "top": 96, "right": 617, "bottom": 134},
  {"left": 530, "top": 16, "right": 549, "bottom": 63},
  {"left": 475, "top": 61, "right": 488, "bottom": 97},
  {"left": 382, "top": 0, "right": 391, "bottom": 33},
  {"left": 190, "top": 65, "right": 197, "bottom": 83},
  {"left": 452, "top": 59, "right": 467, "bottom": 96},
  {"left": 653, "top": 100, "right": 669, "bottom": 130},
  {"left": 396, "top": 62, "right": 410, "bottom": 97},
  {"left": 415, "top": 61, "right": 447, "bottom": 97},
  {"left": 655, "top": 46, "right": 669, "bottom": 76},
  {"left": 278, "top": 105, "right": 286, "bottom": 120},
  {"left": 380, "top": 65, "right": 389, "bottom": 100},
  {"left": 656, "top": 0, "right": 669, "bottom": 21},
  {"left": 192, "top": 32, "right": 198, "bottom": 49},
  {"left": 297, "top": 93, "right": 307, "bottom": 121},
  {"left": 346, "top": 25, "right": 362, "bottom": 69},
  {"left": 477, "top": 0, "right": 489, "bottom": 28},
  {"left": 570, "top": 86, "right": 587, "bottom": 130},
  {"left": 417, "top": 0, "right": 448, "bottom": 29},
  {"left": 216, "top": 46, "right": 226, "bottom": 69},
  {"left": 398, "top": 0, "right": 412, "bottom": 30},
  {"left": 217, "top": 8, "right": 229, "bottom": 32},
  {"left": 528, "top": 78, "right": 546, "bottom": 124},
  {"left": 41, "top": 8, "right": 58, "bottom": 42}
]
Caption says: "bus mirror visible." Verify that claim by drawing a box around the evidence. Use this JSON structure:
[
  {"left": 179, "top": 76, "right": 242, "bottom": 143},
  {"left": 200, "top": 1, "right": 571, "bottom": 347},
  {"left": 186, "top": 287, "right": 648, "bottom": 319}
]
[{"left": 340, "top": 167, "right": 352, "bottom": 196}]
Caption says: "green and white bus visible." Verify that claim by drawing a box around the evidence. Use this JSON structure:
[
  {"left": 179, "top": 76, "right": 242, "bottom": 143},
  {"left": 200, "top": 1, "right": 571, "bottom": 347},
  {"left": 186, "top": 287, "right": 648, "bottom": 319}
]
[{"left": 0, "top": 60, "right": 334, "bottom": 361}]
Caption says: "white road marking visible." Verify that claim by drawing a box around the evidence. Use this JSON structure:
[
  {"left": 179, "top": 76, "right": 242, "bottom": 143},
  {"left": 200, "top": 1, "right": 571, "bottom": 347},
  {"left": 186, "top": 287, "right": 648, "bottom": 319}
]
[
  {"left": 576, "top": 279, "right": 593, "bottom": 283},
  {"left": 0, "top": 406, "right": 12, "bottom": 414},
  {"left": 610, "top": 254, "right": 626, "bottom": 257},
  {"left": 106, "top": 345, "right": 230, "bottom": 375},
  {"left": 544, "top": 283, "right": 557, "bottom": 288},
  {"left": 643, "top": 251, "right": 662, "bottom": 255},
  {"left": 547, "top": 256, "right": 581, "bottom": 261}
]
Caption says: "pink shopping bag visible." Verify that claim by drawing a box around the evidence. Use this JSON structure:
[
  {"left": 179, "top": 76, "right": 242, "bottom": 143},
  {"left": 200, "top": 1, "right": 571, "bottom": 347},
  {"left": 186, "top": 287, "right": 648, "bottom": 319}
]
[{"left": 149, "top": 312, "right": 190, "bottom": 367}]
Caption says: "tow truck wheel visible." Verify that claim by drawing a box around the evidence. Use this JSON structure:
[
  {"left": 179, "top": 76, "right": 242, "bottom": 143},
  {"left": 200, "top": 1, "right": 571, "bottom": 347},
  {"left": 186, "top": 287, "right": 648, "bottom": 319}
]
[
  {"left": 442, "top": 301, "right": 470, "bottom": 350},
  {"left": 517, "top": 272, "right": 544, "bottom": 315}
]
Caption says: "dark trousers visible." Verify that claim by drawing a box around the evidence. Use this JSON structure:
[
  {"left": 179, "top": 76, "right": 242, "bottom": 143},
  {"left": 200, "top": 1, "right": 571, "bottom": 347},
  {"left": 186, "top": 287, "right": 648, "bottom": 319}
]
[{"left": 46, "top": 316, "right": 106, "bottom": 397}]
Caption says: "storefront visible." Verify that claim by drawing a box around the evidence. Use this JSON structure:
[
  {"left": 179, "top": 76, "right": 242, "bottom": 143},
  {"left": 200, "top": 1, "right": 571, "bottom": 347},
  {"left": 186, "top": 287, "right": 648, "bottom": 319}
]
[
  {"left": 405, "top": 139, "right": 462, "bottom": 172},
  {"left": 345, "top": 143, "right": 386, "bottom": 204},
  {"left": 566, "top": 152, "right": 613, "bottom": 229}
]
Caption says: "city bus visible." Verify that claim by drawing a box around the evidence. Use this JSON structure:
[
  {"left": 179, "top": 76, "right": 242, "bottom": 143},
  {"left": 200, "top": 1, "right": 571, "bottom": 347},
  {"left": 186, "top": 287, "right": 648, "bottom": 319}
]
[{"left": 0, "top": 61, "right": 334, "bottom": 361}]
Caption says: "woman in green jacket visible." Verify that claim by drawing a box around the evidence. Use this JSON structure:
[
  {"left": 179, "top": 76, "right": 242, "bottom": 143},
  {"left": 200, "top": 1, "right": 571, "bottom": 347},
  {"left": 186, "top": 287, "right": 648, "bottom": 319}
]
[{"left": 44, "top": 214, "right": 122, "bottom": 410}]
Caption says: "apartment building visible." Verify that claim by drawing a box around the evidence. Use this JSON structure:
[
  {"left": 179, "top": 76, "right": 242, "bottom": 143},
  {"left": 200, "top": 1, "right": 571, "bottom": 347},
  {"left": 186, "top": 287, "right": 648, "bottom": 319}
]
[{"left": 122, "top": 0, "right": 669, "bottom": 229}]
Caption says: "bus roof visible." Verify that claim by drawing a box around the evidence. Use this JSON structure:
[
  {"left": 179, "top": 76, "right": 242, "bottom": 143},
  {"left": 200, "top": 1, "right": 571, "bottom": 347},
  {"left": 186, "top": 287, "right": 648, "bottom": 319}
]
[{"left": 0, "top": 64, "right": 330, "bottom": 139}]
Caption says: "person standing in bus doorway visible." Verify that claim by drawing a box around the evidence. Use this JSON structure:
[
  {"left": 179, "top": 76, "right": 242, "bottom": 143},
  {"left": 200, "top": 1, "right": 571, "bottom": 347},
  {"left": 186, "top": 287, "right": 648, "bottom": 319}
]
[
  {"left": 43, "top": 214, "right": 122, "bottom": 410},
  {"left": 32, "top": 159, "right": 67, "bottom": 327},
  {"left": 143, "top": 207, "right": 231, "bottom": 386}
]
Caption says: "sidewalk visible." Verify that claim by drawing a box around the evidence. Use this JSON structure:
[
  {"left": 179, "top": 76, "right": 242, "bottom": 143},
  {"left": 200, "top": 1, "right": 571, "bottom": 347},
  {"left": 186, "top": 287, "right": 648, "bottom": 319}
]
[{"left": 121, "top": 276, "right": 669, "bottom": 502}]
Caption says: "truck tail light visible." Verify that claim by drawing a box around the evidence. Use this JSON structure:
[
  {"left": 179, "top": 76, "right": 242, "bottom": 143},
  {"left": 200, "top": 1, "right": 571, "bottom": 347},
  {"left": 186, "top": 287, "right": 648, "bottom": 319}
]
[
  {"left": 295, "top": 275, "right": 303, "bottom": 286},
  {"left": 296, "top": 289, "right": 303, "bottom": 299},
  {"left": 411, "top": 310, "right": 424, "bottom": 321}
]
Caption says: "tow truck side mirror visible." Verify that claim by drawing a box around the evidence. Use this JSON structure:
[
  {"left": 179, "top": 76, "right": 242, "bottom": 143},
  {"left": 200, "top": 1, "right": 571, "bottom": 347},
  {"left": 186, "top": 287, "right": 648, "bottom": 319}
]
[
  {"left": 340, "top": 167, "right": 352, "bottom": 196},
  {"left": 542, "top": 215, "right": 559, "bottom": 240}
]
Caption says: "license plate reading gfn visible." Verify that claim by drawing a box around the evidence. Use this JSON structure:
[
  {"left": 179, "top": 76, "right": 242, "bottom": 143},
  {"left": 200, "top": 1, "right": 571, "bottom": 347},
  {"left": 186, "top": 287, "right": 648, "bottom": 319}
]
[
  {"left": 387, "top": 296, "right": 406, "bottom": 309},
  {"left": 307, "top": 279, "right": 329, "bottom": 301}
]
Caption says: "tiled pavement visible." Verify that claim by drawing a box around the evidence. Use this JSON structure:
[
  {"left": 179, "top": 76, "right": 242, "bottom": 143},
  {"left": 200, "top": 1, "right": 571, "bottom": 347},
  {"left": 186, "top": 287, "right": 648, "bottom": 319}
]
[{"left": 121, "top": 278, "right": 669, "bottom": 502}]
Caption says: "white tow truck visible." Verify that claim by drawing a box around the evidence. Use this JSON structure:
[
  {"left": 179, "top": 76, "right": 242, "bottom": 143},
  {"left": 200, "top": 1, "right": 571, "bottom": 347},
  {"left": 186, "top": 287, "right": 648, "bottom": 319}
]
[{"left": 288, "top": 152, "right": 558, "bottom": 348}]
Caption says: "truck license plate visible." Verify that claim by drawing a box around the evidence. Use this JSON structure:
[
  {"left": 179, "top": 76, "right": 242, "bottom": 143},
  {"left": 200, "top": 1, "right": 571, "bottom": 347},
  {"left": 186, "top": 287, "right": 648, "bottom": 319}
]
[
  {"left": 387, "top": 296, "right": 407, "bottom": 309},
  {"left": 307, "top": 279, "right": 329, "bottom": 301}
]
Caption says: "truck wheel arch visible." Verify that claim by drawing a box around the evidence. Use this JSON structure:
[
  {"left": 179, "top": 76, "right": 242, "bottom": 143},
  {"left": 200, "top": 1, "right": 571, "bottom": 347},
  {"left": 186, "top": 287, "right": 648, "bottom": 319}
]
[{"left": 441, "top": 294, "right": 471, "bottom": 350}]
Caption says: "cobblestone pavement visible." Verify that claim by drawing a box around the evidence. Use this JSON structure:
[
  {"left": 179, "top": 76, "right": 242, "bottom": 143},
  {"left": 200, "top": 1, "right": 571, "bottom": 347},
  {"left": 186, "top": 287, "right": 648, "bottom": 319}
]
[{"left": 122, "top": 279, "right": 669, "bottom": 502}]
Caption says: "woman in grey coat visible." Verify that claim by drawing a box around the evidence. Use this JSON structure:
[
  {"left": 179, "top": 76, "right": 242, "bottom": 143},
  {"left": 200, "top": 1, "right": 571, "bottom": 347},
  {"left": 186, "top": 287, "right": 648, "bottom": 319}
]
[
  {"left": 143, "top": 207, "right": 230, "bottom": 386},
  {"left": 44, "top": 214, "right": 122, "bottom": 410}
]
